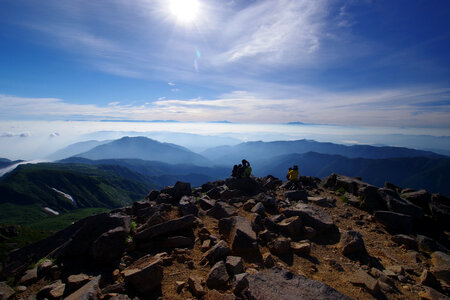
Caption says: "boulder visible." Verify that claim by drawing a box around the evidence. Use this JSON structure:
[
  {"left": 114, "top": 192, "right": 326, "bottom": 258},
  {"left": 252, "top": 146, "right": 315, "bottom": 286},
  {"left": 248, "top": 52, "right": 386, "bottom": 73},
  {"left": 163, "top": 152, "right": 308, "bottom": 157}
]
[
  {"left": 0, "top": 282, "right": 15, "bottom": 300},
  {"left": 123, "top": 259, "right": 163, "bottom": 294},
  {"left": 284, "top": 203, "right": 334, "bottom": 232},
  {"left": 65, "top": 275, "right": 101, "bottom": 300},
  {"left": 199, "top": 196, "right": 216, "bottom": 210},
  {"left": 135, "top": 214, "right": 195, "bottom": 242},
  {"left": 233, "top": 273, "right": 249, "bottom": 296},
  {"left": 179, "top": 196, "right": 199, "bottom": 216},
  {"left": 290, "top": 241, "right": 311, "bottom": 255},
  {"left": 391, "top": 234, "right": 418, "bottom": 250},
  {"left": 19, "top": 267, "right": 38, "bottom": 286},
  {"left": 173, "top": 181, "right": 192, "bottom": 199},
  {"left": 277, "top": 216, "right": 303, "bottom": 240},
  {"left": 37, "top": 280, "right": 65, "bottom": 299},
  {"left": 246, "top": 268, "right": 352, "bottom": 299},
  {"left": 155, "top": 193, "right": 173, "bottom": 204},
  {"left": 358, "top": 186, "right": 386, "bottom": 212},
  {"left": 268, "top": 237, "right": 291, "bottom": 255},
  {"left": 145, "top": 190, "right": 159, "bottom": 201},
  {"left": 339, "top": 230, "right": 367, "bottom": 256},
  {"left": 307, "top": 196, "right": 336, "bottom": 207},
  {"left": 431, "top": 251, "right": 450, "bottom": 286},
  {"left": 206, "top": 187, "right": 222, "bottom": 199},
  {"left": 263, "top": 176, "right": 282, "bottom": 190},
  {"left": 419, "top": 269, "right": 441, "bottom": 289},
  {"left": 262, "top": 252, "right": 276, "bottom": 268},
  {"left": 218, "top": 216, "right": 258, "bottom": 257},
  {"left": 321, "top": 174, "right": 369, "bottom": 195},
  {"left": 251, "top": 202, "right": 266, "bottom": 215},
  {"left": 430, "top": 194, "right": 450, "bottom": 230},
  {"left": 284, "top": 190, "right": 308, "bottom": 202},
  {"left": 373, "top": 211, "right": 413, "bottom": 234},
  {"left": 225, "top": 256, "right": 244, "bottom": 276},
  {"left": 188, "top": 276, "right": 205, "bottom": 297},
  {"left": 66, "top": 274, "right": 91, "bottom": 295},
  {"left": 207, "top": 202, "right": 237, "bottom": 220},
  {"left": 401, "top": 189, "right": 431, "bottom": 212},
  {"left": 382, "top": 194, "right": 424, "bottom": 220},
  {"left": 206, "top": 261, "right": 230, "bottom": 288},
  {"left": 91, "top": 226, "right": 128, "bottom": 264},
  {"left": 37, "top": 259, "right": 54, "bottom": 279},
  {"left": 417, "top": 235, "right": 447, "bottom": 254},
  {"left": 151, "top": 236, "right": 194, "bottom": 249},
  {"left": 202, "top": 240, "right": 231, "bottom": 265},
  {"left": 349, "top": 269, "right": 380, "bottom": 295}
]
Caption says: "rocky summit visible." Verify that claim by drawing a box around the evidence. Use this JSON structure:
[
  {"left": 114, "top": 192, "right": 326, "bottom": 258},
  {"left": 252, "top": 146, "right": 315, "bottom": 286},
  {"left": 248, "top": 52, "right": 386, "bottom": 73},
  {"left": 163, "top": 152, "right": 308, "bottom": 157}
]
[{"left": 1, "top": 173, "right": 450, "bottom": 299}]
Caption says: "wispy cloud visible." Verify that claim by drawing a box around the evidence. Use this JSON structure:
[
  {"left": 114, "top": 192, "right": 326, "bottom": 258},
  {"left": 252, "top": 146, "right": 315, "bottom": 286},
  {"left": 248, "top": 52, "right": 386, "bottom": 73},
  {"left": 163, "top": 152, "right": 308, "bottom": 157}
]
[
  {"left": 219, "top": 0, "right": 326, "bottom": 65},
  {"left": 1, "top": 86, "right": 449, "bottom": 127}
]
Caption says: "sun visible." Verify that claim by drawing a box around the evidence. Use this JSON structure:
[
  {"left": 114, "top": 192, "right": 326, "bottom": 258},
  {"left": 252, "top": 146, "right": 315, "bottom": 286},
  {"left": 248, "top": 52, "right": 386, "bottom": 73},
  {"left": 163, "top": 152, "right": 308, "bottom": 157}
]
[{"left": 169, "top": 0, "right": 201, "bottom": 24}]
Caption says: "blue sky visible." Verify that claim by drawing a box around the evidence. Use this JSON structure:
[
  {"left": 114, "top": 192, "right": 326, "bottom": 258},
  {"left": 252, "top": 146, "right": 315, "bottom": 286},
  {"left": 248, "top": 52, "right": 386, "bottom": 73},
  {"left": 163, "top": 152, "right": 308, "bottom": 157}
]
[{"left": 0, "top": 0, "right": 449, "bottom": 127}]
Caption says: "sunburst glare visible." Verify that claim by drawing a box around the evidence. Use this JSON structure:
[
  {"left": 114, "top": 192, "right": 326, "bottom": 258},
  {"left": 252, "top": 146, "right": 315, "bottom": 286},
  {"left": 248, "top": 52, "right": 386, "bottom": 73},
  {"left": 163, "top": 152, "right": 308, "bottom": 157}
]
[{"left": 169, "top": 0, "right": 201, "bottom": 24}]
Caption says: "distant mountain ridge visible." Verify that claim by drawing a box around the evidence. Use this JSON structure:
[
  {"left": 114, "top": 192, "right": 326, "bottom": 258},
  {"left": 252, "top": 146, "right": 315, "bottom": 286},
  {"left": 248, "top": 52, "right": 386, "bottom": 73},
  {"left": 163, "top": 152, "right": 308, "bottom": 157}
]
[
  {"left": 201, "top": 139, "right": 444, "bottom": 164},
  {"left": 76, "top": 136, "right": 211, "bottom": 166},
  {"left": 47, "top": 140, "right": 111, "bottom": 160}
]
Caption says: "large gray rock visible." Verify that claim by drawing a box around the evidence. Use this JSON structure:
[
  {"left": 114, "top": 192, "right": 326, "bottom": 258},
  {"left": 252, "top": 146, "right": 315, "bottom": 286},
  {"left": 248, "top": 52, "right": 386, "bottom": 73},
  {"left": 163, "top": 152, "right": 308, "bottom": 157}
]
[
  {"left": 417, "top": 235, "right": 447, "bottom": 254},
  {"left": 0, "top": 282, "right": 15, "bottom": 300},
  {"left": 431, "top": 251, "right": 450, "bottom": 286},
  {"left": 123, "top": 259, "right": 163, "bottom": 294},
  {"left": 218, "top": 216, "right": 258, "bottom": 257},
  {"left": 391, "top": 234, "right": 418, "bottom": 250},
  {"left": 277, "top": 216, "right": 303, "bottom": 240},
  {"left": 321, "top": 174, "right": 369, "bottom": 195},
  {"left": 179, "top": 196, "right": 199, "bottom": 216},
  {"left": 202, "top": 240, "right": 231, "bottom": 265},
  {"left": 66, "top": 274, "right": 91, "bottom": 295},
  {"left": 198, "top": 196, "right": 216, "bottom": 210},
  {"left": 91, "top": 226, "right": 128, "bottom": 264},
  {"left": 135, "top": 214, "right": 194, "bottom": 242},
  {"left": 373, "top": 211, "right": 413, "bottom": 234},
  {"left": 19, "top": 267, "right": 38, "bottom": 286},
  {"left": 430, "top": 194, "right": 450, "bottom": 230},
  {"left": 359, "top": 186, "right": 386, "bottom": 212},
  {"left": 401, "top": 189, "right": 431, "bottom": 212},
  {"left": 284, "top": 203, "right": 334, "bottom": 232},
  {"left": 207, "top": 202, "right": 237, "bottom": 219},
  {"left": 206, "top": 261, "right": 229, "bottom": 289},
  {"left": 284, "top": 190, "right": 308, "bottom": 202},
  {"left": 65, "top": 275, "right": 101, "bottom": 300},
  {"left": 382, "top": 194, "right": 424, "bottom": 220},
  {"left": 161, "top": 181, "right": 192, "bottom": 202},
  {"left": 339, "top": 230, "right": 366, "bottom": 256},
  {"left": 349, "top": 269, "right": 380, "bottom": 295},
  {"left": 225, "top": 256, "right": 244, "bottom": 276},
  {"left": 246, "top": 268, "right": 352, "bottom": 299}
]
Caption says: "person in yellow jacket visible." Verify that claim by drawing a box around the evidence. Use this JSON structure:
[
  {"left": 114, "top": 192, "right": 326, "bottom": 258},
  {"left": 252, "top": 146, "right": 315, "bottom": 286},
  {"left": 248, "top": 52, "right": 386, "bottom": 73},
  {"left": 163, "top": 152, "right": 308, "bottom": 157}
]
[{"left": 287, "top": 165, "right": 299, "bottom": 181}]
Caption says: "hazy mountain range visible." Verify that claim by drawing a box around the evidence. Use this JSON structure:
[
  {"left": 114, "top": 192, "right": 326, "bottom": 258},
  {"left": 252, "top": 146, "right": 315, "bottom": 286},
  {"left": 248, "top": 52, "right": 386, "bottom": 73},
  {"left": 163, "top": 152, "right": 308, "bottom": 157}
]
[{"left": 1, "top": 135, "right": 449, "bottom": 228}]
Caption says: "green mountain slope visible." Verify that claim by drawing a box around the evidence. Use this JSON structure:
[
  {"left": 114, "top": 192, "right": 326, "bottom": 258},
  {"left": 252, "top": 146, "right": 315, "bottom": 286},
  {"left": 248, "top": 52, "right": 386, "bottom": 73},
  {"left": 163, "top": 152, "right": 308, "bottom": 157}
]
[{"left": 0, "top": 163, "right": 157, "bottom": 214}]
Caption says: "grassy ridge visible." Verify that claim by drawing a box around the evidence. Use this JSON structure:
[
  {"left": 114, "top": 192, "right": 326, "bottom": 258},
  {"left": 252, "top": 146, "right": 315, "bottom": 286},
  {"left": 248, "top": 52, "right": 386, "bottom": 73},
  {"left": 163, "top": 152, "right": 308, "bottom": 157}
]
[{"left": 0, "top": 163, "right": 157, "bottom": 212}]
